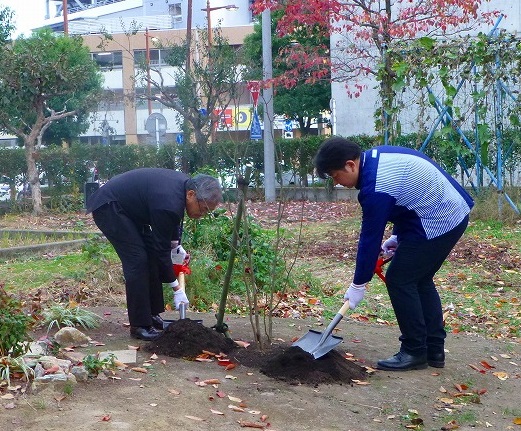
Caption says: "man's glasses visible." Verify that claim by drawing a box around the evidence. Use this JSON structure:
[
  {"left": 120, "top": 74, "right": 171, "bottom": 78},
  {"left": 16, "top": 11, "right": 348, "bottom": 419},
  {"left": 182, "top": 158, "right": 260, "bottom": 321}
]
[{"left": 197, "top": 198, "right": 211, "bottom": 216}]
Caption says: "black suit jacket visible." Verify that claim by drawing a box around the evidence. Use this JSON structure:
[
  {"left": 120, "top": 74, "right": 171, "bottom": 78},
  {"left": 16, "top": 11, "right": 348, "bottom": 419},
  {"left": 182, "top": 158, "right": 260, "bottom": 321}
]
[{"left": 87, "top": 168, "right": 189, "bottom": 281}]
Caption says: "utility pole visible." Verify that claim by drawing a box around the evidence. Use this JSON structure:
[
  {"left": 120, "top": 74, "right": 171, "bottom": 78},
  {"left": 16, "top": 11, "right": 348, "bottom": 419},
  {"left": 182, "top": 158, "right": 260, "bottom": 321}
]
[{"left": 262, "top": 9, "right": 276, "bottom": 202}]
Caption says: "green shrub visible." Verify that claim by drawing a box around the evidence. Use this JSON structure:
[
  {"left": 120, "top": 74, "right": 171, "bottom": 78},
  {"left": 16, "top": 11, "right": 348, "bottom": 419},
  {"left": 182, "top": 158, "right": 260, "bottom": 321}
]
[
  {"left": 0, "top": 285, "right": 34, "bottom": 357},
  {"left": 41, "top": 304, "right": 100, "bottom": 332}
]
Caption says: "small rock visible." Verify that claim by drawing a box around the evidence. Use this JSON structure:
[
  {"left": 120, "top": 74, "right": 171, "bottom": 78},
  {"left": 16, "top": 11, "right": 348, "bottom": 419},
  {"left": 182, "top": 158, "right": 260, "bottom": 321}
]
[
  {"left": 54, "top": 327, "right": 90, "bottom": 347},
  {"left": 70, "top": 366, "right": 89, "bottom": 382}
]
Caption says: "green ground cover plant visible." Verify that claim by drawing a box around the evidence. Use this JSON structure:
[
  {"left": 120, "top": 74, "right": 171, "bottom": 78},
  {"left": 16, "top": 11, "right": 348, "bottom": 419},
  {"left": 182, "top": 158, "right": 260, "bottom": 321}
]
[{"left": 0, "top": 197, "right": 519, "bottom": 349}]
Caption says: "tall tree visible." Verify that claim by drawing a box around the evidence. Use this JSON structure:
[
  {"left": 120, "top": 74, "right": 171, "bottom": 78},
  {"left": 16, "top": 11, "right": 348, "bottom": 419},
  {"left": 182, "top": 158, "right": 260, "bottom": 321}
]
[
  {"left": 126, "top": 26, "right": 244, "bottom": 171},
  {"left": 242, "top": 10, "right": 331, "bottom": 136},
  {"left": 0, "top": 5, "right": 14, "bottom": 43},
  {"left": 252, "top": 0, "right": 498, "bottom": 138},
  {"left": 0, "top": 29, "right": 103, "bottom": 214}
]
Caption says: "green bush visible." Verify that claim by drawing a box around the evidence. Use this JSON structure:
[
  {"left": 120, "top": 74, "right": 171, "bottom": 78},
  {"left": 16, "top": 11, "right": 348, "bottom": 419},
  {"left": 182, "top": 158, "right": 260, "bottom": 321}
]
[
  {"left": 180, "top": 209, "right": 290, "bottom": 309},
  {"left": 0, "top": 285, "right": 34, "bottom": 357}
]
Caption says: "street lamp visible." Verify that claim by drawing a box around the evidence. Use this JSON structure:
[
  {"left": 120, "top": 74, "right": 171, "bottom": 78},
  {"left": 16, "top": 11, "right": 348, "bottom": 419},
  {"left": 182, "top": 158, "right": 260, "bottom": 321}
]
[
  {"left": 201, "top": 1, "right": 238, "bottom": 46},
  {"left": 145, "top": 28, "right": 158, "bottom": 115}
]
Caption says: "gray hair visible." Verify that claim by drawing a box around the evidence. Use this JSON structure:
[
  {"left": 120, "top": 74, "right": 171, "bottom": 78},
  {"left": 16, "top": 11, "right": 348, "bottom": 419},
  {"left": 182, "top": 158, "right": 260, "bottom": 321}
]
[{"left": 187, "top": 174, "right": 223, "bottom": 205}]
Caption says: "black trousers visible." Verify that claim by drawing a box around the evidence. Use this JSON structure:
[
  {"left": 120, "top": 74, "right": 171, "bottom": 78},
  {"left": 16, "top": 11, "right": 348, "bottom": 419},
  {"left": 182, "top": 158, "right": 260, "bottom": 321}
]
[
  {"left": 384, "top": 216, "right": 469, "bottom": 357},
  {"left": 92, "top": 202, "right": 165, "bottom": 327}
]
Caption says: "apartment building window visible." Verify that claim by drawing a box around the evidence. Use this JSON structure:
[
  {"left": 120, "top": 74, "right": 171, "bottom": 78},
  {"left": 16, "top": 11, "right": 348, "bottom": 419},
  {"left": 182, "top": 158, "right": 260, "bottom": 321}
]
[
  {"left": 134, "top": 49, "right": 173, "bottom": 67},
  {"left": 92, "top": 51, "right": 123, "bottom": 70},
  {"left": 169, "top": 3, "right": 182, "bottom": 25}
]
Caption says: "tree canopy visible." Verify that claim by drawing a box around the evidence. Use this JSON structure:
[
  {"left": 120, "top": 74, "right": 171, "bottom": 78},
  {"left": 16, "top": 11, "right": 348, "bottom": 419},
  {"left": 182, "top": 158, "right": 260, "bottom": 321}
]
[
  {"left": 242, "top": 9, "right": 331, "bottom": 135},
  {"left": 252, "top": 0, "right": 499, "bottom": 137},
  {"left": 0, "top": 29, "right": 103, "bottom": 213}
]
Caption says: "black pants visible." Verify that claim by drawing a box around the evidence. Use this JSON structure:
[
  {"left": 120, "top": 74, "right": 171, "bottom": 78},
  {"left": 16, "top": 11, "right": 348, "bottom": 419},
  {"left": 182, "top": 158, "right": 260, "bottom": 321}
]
[
  {"left": 92, "top": 202, "right": 164, "bottom": 327},
  {"left": 384, "top": 216, "right": 469, "bottom": 357}
]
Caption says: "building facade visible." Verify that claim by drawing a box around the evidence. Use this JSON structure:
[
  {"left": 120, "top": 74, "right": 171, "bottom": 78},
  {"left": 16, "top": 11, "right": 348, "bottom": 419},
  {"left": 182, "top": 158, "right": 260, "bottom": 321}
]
[{"left": 1, "top": 0, "right": 255, "bottom": 146}]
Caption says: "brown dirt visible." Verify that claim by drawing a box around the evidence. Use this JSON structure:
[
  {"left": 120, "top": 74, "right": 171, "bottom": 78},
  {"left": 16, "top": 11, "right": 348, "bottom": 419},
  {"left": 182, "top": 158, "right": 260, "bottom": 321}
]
[
  {"left": 1, "top": 204, "right": 521, "bottom": 431},
  {"left": 1, "top": 307, "right": 521, "bottom": 431},
  {"left": 144, "top": 318, "right": 367, "bottom": 387}
]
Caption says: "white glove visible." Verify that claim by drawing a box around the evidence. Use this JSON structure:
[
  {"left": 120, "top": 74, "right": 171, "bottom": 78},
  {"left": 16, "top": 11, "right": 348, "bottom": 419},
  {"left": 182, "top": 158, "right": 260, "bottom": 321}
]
[
  {"left": 382, "top": 235, "right": 398, "bottom": 255},
  {"left": 171, "top": 245, "right": 189, "bottom": 264},
  {"left": 344, "top": 283, "right": 367, "bottom": 309},
  {"left": 173, "top": 288, "right": 189, "bottom": 310}
]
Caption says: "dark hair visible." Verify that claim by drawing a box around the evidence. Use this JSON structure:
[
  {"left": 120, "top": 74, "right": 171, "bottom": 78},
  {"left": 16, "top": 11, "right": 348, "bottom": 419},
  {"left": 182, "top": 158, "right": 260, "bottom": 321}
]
[
  {"left": 186, "top": 174, "right": 222, "bottom": 205},
  {"left": 314, "top": 137, "right": 362, "bottom": 179}
]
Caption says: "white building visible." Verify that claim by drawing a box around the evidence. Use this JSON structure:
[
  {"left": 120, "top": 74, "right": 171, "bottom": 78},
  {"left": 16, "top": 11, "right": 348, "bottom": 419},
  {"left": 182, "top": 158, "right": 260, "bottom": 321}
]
[
  {"left": 1, "top": 0, "right": 255, "bottom": 146},
  {"left": 330, "top": 1, "right": 521, "bottom": 137}
]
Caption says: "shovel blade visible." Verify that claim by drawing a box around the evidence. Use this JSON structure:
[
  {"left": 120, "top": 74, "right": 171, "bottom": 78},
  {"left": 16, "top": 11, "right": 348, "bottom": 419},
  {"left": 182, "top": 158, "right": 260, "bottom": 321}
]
[{"left": 293, "top": 329, "right": 343, "bottom": 359}]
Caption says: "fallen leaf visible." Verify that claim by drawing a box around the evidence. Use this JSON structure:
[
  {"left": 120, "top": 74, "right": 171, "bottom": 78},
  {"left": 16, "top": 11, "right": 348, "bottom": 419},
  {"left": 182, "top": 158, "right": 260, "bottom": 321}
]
[
  {"left": 499, "top": 353, "right": 512, "bottom": 359},
  {"left": 228, "top": 395, "right": 242, "bottom": 403},
  {"left": 43, "top": 364, "right": 61, "bottom": 375},
  {"left": 216, "top": 390, "right": 226, "bottom": 398},
  {"left": 234, "top": 340, "right": 251, "bottom": 348},
  {"left": 513, "top": 417, "right": 521, "bottom": 425},
  {"left": 479, "top": 361, "right": 495, "bottom": 369},
  {"left": 149, "top": 403, "right": 158, "bottom": 407},
  {"left": 439, "top": 397, "right": 454, "bottom": 404},
  {"left": 454, "top": 383, "right": 468, "bottom": 392},
  {"left": 101, "top": 414, "right": 111, "bottom": 421},
  {"left": 492, "top": 371, "right": 508, "bottom": 380},
  {"left": 237, "top": 419, "right": 265, "bottom": 428},
  {"left": 185, "top": 415, "right": 204, "bottom": 421},
  {"left": 202, "top": 379, "right": 221, "bottom": 385},
  {"left": 4, "top": 402, "right": 15, "bottom": 409},
  {"left": 195, "top": 357, "right": 213, "bottom": 362},
  {"left": 225, "top": 375, "right": 237, "bottom": 380},
  {"left": 229, "top": 404, "right": 245, "bottom": 412},
  {"left": 210, "top": 409, "right": 224, "bottom": 415},
  {"left": 225, "top": 363, "right": 237, "bottom": 371},
  {"left": 131, "top": 367, "right": 148, "bottom": 374},
  {"left": 128, "top": 378, "right": 142, "bottom": 381},
  {"left": 168, "top": 389, "right": 181, "bottom": 395},
  {"left": 128, "top": 345, "right": 140, "bottom": 350},
  {"left": 1, "top": 394, "right": 15, "bottom": 400},
  {"left": 150, "top": 353, "right": 158, "bottom": 360}
]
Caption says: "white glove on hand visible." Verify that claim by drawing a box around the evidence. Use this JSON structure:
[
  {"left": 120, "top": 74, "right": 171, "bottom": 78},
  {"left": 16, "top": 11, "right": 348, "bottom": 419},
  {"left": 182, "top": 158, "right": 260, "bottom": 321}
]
[
  {"left": 382, "top": 235, "right": 398, "bottom": 255},
  {"left": 344, "top": 283, "right": 367, "bottom": 309},
  {"left": 171, "top": 245, "right": 189, "bottom": 264},
  {"left": 173, "top": 288, "right": 189, "bottom": 310}
]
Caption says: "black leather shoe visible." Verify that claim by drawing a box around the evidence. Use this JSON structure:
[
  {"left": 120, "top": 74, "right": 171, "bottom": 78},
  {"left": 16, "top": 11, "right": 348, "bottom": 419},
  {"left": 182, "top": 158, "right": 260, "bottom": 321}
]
[
  {"left": 130, "top": 326, "right": 161, "bottom": 341},
  {"left": 427, "top": 352, "right": 445, "bottom": 368},
  {"left": 377, "top": 351, "right": 428, "bottom": 371}
]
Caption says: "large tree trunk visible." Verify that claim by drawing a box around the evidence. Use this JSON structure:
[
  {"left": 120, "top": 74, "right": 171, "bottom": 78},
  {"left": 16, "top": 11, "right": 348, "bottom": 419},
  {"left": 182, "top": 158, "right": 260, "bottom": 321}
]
[{"left": 24, "top": 138, "right": 43, "bottom": 215}]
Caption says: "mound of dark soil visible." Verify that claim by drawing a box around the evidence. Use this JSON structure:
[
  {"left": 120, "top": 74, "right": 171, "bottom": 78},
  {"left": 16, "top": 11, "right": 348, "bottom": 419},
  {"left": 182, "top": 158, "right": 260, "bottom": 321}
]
[
  {"left": 145, "top": 319, "right": 369, "bottom": 386},
  {"left": 233, "top": 345, "right": 368, "bottom": 386},
  {"left": 144, "top": 319, "right": 236, "bottom": 358}
]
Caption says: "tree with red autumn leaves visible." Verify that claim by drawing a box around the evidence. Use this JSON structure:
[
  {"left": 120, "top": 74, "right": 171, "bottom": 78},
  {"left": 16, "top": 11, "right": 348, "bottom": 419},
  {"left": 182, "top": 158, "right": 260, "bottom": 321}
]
[{"left": 252, "top": 0, "right": 499, "bottom": 137}]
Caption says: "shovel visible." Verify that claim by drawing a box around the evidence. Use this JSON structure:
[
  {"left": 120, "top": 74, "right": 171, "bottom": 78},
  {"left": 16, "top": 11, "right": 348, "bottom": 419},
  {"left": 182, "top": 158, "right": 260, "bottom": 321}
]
[
  {"left": 175, "top": 271, "right": 203, "bottom": 324},
  {"left": 293, "top": 300, "right": 351, "bottom": 359}
]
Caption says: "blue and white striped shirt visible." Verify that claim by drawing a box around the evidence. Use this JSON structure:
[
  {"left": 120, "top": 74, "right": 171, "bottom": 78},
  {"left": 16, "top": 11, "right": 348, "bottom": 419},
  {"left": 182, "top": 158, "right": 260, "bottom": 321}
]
[{"left": 353, "top": 146, "right": 474, "bottom": 284}]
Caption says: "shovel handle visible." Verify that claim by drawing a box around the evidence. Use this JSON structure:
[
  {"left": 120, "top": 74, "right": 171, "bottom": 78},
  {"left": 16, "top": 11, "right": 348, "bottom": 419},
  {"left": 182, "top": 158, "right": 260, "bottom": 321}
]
[
  {"left": 338, "top": 300, "right": 351, "bottom": 317},
  {"left": 177, "top": 271, "right": 185, "bottom": 289}
]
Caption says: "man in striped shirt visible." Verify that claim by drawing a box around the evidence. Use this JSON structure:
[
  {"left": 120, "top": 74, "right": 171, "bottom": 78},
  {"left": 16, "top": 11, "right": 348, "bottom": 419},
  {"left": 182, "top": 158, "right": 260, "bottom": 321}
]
[{"left": 314, "top": 137, "right": 474, "bottom": 371}]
